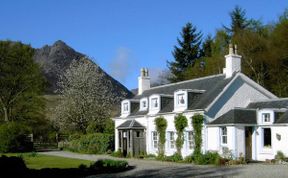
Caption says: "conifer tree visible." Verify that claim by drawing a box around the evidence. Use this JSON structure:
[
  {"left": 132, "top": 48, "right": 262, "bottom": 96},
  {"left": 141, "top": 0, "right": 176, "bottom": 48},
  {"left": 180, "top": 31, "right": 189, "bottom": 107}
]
[{"left": 168, "top": 22, "right": 202, "bottom": 82}]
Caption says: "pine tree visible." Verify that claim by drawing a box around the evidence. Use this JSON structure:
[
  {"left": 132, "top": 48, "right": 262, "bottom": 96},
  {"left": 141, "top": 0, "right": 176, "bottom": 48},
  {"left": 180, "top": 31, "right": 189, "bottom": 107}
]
[
  {"left": 168, "top": 22, "right": 202, "bottom": 82},
  {"left": 224, "top": 6, "right": 250, "bottom": 36}
]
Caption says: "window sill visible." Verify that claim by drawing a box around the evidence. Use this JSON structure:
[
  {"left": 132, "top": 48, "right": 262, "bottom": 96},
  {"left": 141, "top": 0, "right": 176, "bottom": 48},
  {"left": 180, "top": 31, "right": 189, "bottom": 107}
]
[{"left": 261, "top": 147, "right": 273, "bottom": 154}]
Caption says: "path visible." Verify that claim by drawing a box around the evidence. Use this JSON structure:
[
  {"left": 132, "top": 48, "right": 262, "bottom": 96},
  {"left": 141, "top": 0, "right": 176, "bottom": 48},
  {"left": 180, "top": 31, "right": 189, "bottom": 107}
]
[{"left": 40, "top": 151, "right": 288, "bottom": 178}]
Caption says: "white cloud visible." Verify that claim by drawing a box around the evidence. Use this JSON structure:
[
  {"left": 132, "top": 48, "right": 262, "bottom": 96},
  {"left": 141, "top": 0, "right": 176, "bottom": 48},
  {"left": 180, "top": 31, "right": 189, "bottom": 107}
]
[{"left": 109, "top": 47, "right": 137, "bottom": 83}]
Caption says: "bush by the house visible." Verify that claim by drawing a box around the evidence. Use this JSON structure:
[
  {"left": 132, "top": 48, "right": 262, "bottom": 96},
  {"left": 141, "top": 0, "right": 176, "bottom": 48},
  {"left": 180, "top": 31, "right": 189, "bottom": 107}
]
[
  {"left": 90, "top": 159, "right": 128, "bottom": 169},
  {"left": 65, "top": 133, "right": 114, "bottom": 154},
  {"left": 0, "top": 122, "right": 33, "bottom": 153},
  {"left": 110, "top": 149, "right": 124, "bottom": 158},
  {"left": 275, "top": 151, "right": 285, "bottom": 161},
  {"left": 185, "top": 151, "right": 221, "bottom": 165},
  {"left": 163, "top": 153, "right": 183, "bottom": 162}
]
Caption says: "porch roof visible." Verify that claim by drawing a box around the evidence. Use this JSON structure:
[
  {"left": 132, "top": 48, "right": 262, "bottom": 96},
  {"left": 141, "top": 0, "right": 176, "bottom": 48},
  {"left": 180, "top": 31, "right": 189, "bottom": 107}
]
[
  {"left": 117, "top": 120, "right": 145, "bottom": 129},
  {"left": 208, "top": 108, "right": 257, "bottom": 125}
]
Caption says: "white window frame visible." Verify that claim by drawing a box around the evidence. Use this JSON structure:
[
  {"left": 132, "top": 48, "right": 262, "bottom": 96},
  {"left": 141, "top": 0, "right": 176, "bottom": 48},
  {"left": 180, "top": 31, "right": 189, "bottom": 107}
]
[
  {"left": 177, "top": 93, "right": 185, "bottom": 106},
  {"left": 140, "top": 98, "right": 148, "bottom": 111},
  {"left": 168, "top": 131, "right": 176, "bottom": 149},
  {"left": 151, "top": 98, "right": 158, "bottom": 109},
  {"left": 262, "top": 113, "right": 271, "bottom": 123},
  {"left": 187, "top": 131, "right": 194, "bottom": 150},
  {"left": 123, "top": 103, "right": 129, "bottom": 112},
  {"left": 152, "top": 131, "right": 158, "bottom": 149},
  {"left": 221, "top": 127, "right": 227, "bottom": 145}
]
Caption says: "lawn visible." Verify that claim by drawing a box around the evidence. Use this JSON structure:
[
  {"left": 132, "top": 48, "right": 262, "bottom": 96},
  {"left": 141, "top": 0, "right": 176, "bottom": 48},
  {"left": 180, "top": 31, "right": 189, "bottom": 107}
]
[{"left": 1, "top": 152, "right": 93, "bottom": 169}]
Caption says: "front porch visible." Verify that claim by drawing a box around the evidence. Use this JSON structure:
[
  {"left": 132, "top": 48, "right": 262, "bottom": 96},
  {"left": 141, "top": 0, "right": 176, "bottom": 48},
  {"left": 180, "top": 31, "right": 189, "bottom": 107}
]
[{"left": 117, "top": 120, "right": 146, "bottom": 157}]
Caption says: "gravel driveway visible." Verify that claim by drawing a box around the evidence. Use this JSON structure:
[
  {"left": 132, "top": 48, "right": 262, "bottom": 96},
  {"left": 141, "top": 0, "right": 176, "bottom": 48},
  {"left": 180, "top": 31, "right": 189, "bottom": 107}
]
[{"left": 40, "top": 151, "right": 288, "bottom": 178}]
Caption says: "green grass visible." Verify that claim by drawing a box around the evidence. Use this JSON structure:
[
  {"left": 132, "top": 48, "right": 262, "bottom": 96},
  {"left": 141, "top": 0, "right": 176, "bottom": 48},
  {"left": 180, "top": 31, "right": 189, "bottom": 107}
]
[{"left": 1, "top": 153, "right": 93, "bottom": 169}]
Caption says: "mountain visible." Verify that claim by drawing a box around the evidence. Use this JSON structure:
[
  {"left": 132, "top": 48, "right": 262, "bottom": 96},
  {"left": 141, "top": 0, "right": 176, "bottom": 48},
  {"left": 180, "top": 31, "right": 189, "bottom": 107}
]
[{"left": 33, "top": 40, "right": 133, "bottom": 99}]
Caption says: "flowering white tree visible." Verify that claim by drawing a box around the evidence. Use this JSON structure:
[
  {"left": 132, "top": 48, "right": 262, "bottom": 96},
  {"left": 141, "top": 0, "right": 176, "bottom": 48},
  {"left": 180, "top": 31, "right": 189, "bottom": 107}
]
[{"left": 53, "top": 58, "right": 119, "bottom": 133}]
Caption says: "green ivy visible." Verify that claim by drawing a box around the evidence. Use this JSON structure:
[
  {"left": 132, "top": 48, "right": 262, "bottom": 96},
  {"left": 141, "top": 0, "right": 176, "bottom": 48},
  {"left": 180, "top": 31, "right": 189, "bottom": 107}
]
[
  {"left": 154, "top": 116, "right": 167, "bottom": 157},
  {"left": 192, "top": 114, "right": 204, "bottom": 155},
  {"left": 174, "top": 114, "right": 188, "bottom": 156}
]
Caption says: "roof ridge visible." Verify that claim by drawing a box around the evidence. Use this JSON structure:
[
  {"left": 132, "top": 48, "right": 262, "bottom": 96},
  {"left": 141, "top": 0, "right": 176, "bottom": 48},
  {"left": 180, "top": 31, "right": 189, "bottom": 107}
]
[{"left": 141, "top": 73, "right": 225, "bottom": 92}]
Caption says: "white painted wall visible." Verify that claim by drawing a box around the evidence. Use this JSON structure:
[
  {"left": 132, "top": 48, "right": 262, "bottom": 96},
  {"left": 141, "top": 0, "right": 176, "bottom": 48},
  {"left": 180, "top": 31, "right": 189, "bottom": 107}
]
[
  {"left": 207, "top": 126, "right": 245, "bottom": 159},
  {"left": 254, "top": 125, "right": 288, "bottom": 161},
  {"left": 145, "top": 111, "right": 205, "bottom": 157},
  {"left": 207, "top": 78, "right": 270, "bottom": 121},
  {"left": 207, "top": 127, "right": 220, "bottom": 151},
  {"left": 236, "top": 126, "right": 245, "bottom": 158}
]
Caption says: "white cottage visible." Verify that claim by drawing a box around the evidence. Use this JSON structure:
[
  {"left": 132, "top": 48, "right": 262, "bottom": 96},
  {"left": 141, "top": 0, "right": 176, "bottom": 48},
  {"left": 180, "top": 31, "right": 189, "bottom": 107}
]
[{"left": 113, "top": 45, "right": 288, "bottom": 161}]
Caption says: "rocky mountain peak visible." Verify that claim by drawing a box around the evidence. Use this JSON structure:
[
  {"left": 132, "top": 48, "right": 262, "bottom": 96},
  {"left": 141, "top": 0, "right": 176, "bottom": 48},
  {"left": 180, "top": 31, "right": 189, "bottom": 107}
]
[{"left": 33, "top": 40, "right": 133, "bottom": 100}]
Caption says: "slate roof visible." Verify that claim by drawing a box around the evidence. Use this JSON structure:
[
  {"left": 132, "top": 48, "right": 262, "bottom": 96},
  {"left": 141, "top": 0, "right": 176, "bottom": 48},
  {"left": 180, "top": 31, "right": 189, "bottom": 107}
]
[
  {"left": 117, "top": 120, "right": 145, "bottom": 129},
  {"left": 208, "top": 108, "right": 257, "bottom": 125},
  {"left": 276, "top": 111, "right": 288, "bottom": 123},
  {"left": 125, "top": 74, "right": 233, "bottom": 116},
  {"left": 248, "top": 99, "right": 288, "bottom": 109},
  {"left": 133, "top": 74, "right": 228, "bottom": 99}
]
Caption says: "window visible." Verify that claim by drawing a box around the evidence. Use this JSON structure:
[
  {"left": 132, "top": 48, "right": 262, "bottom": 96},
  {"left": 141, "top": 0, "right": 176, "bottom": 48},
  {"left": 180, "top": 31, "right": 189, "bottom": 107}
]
[
  {"left": 168, "top": 131, "right": 175, "bottom": 149},
  {"left": 151, "top": 98, "right": 158, "bottom": 108},
  {"left": 123, "top": 103, "right": 128, "bottom": 112},
  {"left": 152, "top": 131, "right": 158, "bottom": 149},
  {"left": 221, "top": 127, "right": 227, "bottom": 145},
  {"left": 142, "top": 101, "right": 146, "bottom": 108},
  {"left": 262, "top": 113, "right": 271, "bottom": 123},
  {"left": 187, "top": 131, "right": 194, "bottom": 149},
  {"left": 263, "top": 128, "right": 271, "bottom": 147},
  {"left": 177, "top": 93, "right": 185, "bottom": 105}
]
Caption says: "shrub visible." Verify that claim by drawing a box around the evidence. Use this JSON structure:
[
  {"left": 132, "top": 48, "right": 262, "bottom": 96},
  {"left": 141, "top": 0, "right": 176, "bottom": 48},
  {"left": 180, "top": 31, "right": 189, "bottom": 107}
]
[
  {"left": 154, "top": 117, "right": 167, "bottom": 156},
  {"left": 90, "top": 159, "right": 128, "bottom": 169},
  {"left": 164, "top": 153, "right": 183, "bottom": 162},
  {"left": 192, "top": 114, "right": 204, "bottom": 155},
  {"left": 0, "top": 122, "right": 33, "bottom": 152},
  {"left": 275, "top": 151, "right": 285, "bottom": 161},
  {"left": 110, "top": 149, "right": 123, "bottom": 158},
  {"left": 185, "top": 151, "right": 221, "bottom": 165},
  {"left": 0, "top": 156, "right": 28, "bottom": 177},
  {"left": 174, "top": 114, "right": 188, "bottom": 156},
  {"left": 66, "top": 133, "right": 114, "bottom": 154}
]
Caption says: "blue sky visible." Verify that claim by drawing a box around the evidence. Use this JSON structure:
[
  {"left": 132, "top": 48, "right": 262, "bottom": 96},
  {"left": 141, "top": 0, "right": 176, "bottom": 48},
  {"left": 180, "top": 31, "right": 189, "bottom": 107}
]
[{"left": 0, "top": 0, "right": 287, "bottom": 89}]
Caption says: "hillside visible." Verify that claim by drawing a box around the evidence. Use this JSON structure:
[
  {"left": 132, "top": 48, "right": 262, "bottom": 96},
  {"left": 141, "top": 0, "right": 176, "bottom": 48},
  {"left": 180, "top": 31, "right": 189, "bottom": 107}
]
[{"left": 33, "top": 40, "right": 133, "bottom": 100}]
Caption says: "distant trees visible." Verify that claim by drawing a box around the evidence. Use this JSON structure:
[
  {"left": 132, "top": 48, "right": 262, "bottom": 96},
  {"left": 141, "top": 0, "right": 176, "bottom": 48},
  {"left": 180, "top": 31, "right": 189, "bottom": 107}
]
[
  {"left": 53, "top": 58, "right": 119, "bottom": 133},
  {"left": 166, "top": 6, "right": 288, "bottom": 97},
  {"left": 0, "top": 41, "right": 45, "bottom": 123},
  {"left": 168, "top": 23, "right": 202, "bottom": 82}
]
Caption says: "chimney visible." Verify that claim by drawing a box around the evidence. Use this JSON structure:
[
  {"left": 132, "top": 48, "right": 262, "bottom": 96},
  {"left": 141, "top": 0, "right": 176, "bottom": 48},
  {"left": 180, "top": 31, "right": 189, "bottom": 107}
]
[
  {"left": 138, "top": 68, "right": 150, "bottom": 95},
  {"left": 223, "top": 44, "right": 242, "bottom": 78}
]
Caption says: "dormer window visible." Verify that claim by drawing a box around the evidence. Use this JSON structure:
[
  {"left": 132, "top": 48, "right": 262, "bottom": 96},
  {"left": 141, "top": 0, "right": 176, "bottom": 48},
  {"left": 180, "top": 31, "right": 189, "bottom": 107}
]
[
  {"left": 140, "top": 98, "right": 148, "bottom": 111},
  {"left": 142, "top": 101, "right": 146, "bottom": 108},
  {"left": 121, "top": 100, "right": 130, "bottom": 115},
  {"left": 123, "top": 103, "right": 128, "bottom": 112},
  {"left": 262, "top": 113, "right": 270, "bottom": 123},
  {"left": 151, "top": 98, "right": 158, "bottom": 108},
  {"left": 177, "top": 93, "right": 185, "bottom": 105},
  {"left": 149, "top": 95, "right": 161, "bottom": 112}
]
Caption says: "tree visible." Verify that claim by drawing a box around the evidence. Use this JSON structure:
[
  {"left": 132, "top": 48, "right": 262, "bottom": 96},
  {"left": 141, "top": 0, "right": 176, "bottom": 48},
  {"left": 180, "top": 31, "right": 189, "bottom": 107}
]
[
  {"left": 168, "top": 22, "right": 202, "bottom": 82},
  {"left": 0, "top": 41, "right": 45, "bottom": 123},
  {"left": 53, "top": 58, "right": 119, "bottom": 133},
  {"left": 224, "top": 6, "right": 250, "bottom": 36},
  {"left": 200, "top": 35, "right": 213, "bottom": 58}
]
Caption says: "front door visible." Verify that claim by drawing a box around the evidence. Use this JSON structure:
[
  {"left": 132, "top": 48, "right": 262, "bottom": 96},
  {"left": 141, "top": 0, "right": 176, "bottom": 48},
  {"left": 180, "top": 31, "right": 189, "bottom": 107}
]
[
  {"left": 133, "top": 130, "right": 145, "bottom": 157},
  {"left": 123, "top": 137, "right": 127, "bottom": 157},
  {"left": 245, "top": 127, "right": 253, "bottom": 161}
]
